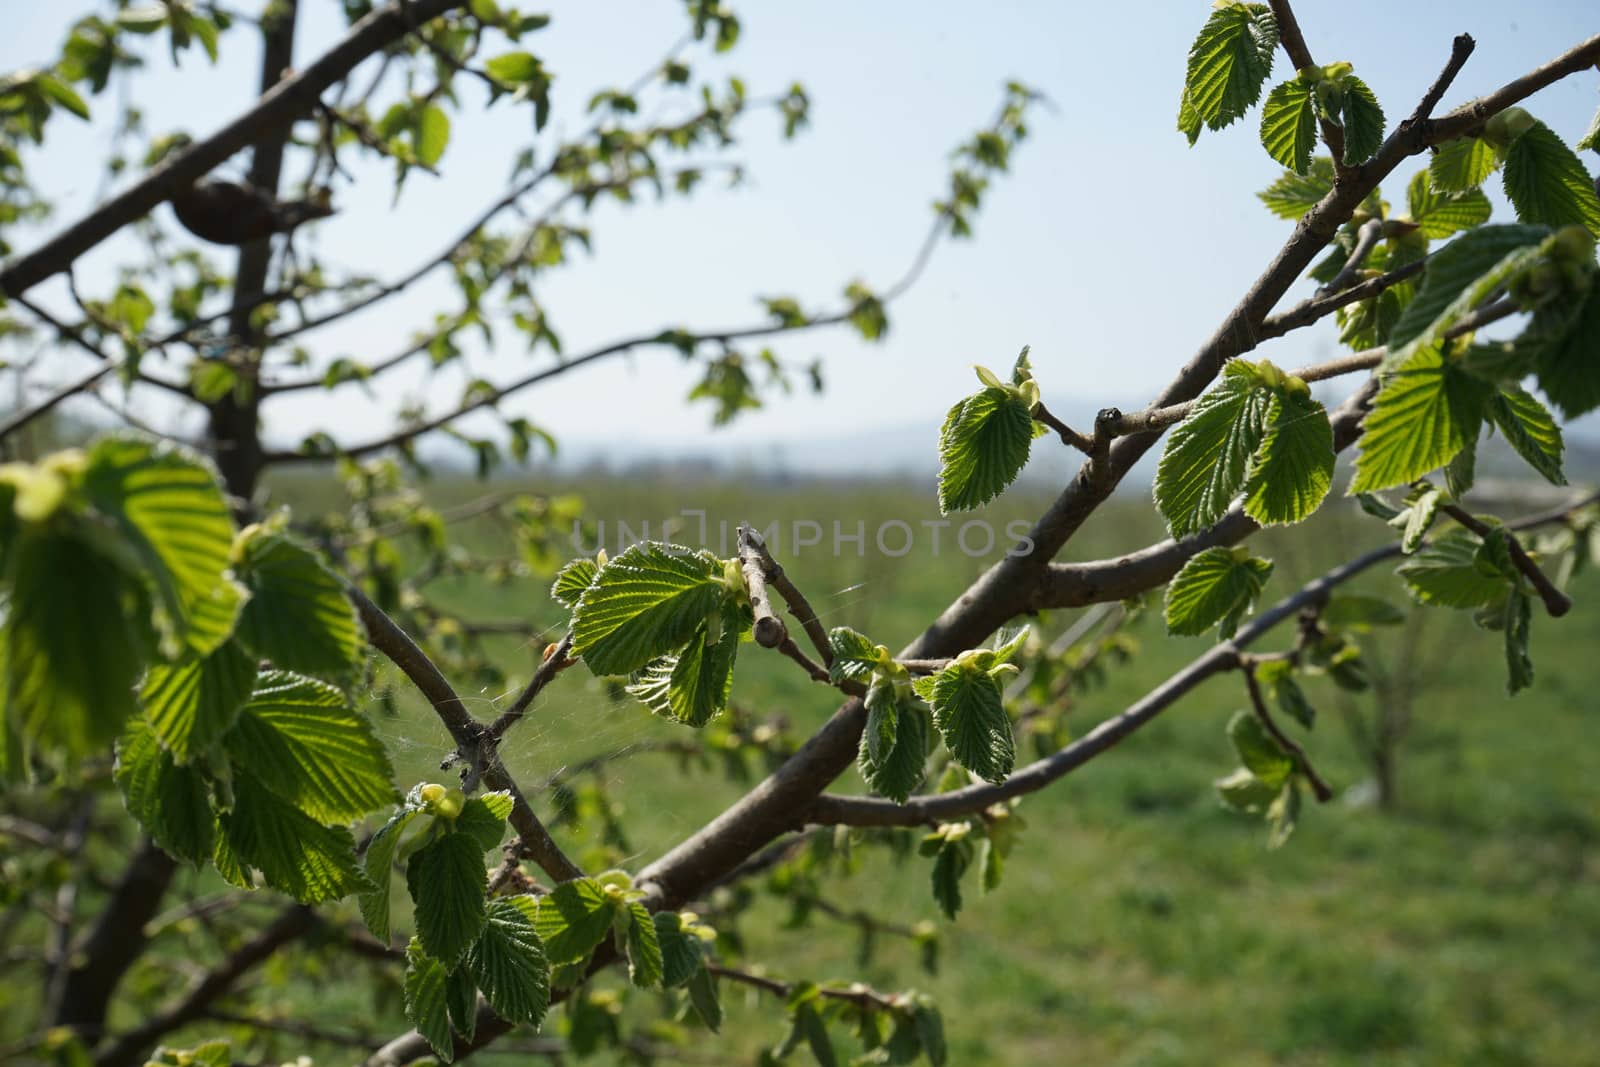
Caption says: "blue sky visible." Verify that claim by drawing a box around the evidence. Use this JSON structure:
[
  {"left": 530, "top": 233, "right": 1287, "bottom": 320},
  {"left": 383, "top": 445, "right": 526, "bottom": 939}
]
[{"left": 4, "top": 1, "right": 1598, "bottom": 471}]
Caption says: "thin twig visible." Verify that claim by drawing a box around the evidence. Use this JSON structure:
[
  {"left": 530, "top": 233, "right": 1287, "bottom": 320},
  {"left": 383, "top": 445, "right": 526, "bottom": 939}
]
[
  {"left": 737, "top": 523, "right": 787, "bottom": 648},
  {"left": 485, "top": 631, "right": 574, "bottom": 742},
  {"left": 1319, "top": 217, "right": 1386, "bottom": 295},
  {"left": 1441, "top": 504, "right": 1572, "bottom": 617},
  {"left": 1241, "top": 660, "right": 1334, "bottom": 802},
  {"left": 737, "top": 523, "right": 831, "bottom": 665}
]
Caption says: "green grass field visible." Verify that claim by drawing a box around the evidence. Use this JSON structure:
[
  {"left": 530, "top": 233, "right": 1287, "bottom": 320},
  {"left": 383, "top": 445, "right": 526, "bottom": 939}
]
[{"left": 66, "top": 473, "right": 1600, "bottom": 1065}]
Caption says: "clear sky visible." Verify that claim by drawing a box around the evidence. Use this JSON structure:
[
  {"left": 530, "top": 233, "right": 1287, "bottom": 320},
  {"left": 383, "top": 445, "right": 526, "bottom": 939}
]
[{"left": 4, "top": 1, "right": 1598, "bottom": 471}]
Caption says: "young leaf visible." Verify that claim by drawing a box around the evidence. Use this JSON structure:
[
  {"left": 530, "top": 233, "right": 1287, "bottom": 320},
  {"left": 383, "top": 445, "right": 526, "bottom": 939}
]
[
  {"left": 416, "top": 103, "right": 451, "bottom": 168},
  {"left": 83, "top": 436, "right": 241, "bottom": 657},
  {"left": 1406, "top": 168, "right": 1491, "bottom": 240},
  {"left": 1164, "top": 547, "right": 1274, "bottom": 637},
  {"left": 923, "top": 665, "right": 1014, "bottom": 785},
  {"left": 224, "top": 672, "right": 397, "bottom": 823},
  {"left": 359, "top": 807, "right": 422, "bottom": 942},
  {"left": 1257, "top": 158, "right": 1334, "bottom": 219},
  {"left": 1337, "top": 76, "right": 1384, "bottom": 165},
  {"left": 936, "top": 386, "right": 1034, "bottom": 514},
  {"left": 466, "top": 896, "right": 551, "bottom": 1028},
  {"left": 570, "top": 542, "right": 724, "bottom": 676},
  {"left": 858, "top": 699, "right": 929, "bottom": 804},
  {"left": 234, "top": 532, "right": 363, "bottom": 681},
  {"left": 1502, "top": 587, "right": 1534, "bottom": 695},
  {"left": 1181, "top": 3, "right": 1277, "bottom": 134},
  {"left": 653, "top": 912, "right": 705, "bottom": 989},
  {"left": 1502, "top": 121, "right": 1600, "bottom": 235},
  {"left": 1215, "top": 766, "right": 1282, "bottom": 813},
  {"left": 1488, "top": 387, "right": 1565, "bottom": 485},
  {"left": 1255, "top": 659, "right": 1315, "bottom": 729},
  {"left": 1154, "top": 360, "right": 1269, "bottom": 537},
  {"left": 826, "top": 626, "right": 880, "bottom": 684},
  {"left": 454, "top": 791, "right": 514, "bottom": 853},
  {"left": 1349, "top": 344, "right": 1489, "bottom": 494},
  {"left": 1226, "top": 710, "right": 1294, "bottom": 789},
  {"left": 550, "top": 557, "right": 597, "bottom": 610},
  {"left": 3, "top": 532, "right": 147, "bottom": 755},
  {"left": 624, "top": 902, "right": 664, "bottom": 989},
  {"left": 533, "top": 878, "right": 614, "bottom": 965},
  {"left": 929, "top": 836, "right": 973, "bottom": 920},
  {"left": 406, "top": 831, "right": 489, "bottom": 965},
  {"left": 624, "top": 604, "right": 741, "bottom": 727},
  {"left": 686, "top": 965, "right": 723, "bottom": 1032},
  {"left": 404, "top": 940, "right": 456, "bottom": 1062},
  {"left": 1391, "top": 483, "right": 1445, "bottom": 554},
  {"left": 1259, "top": 78, "right": 1316, "bottom": 174},
  {"left": 1430, "top": 136, "right": 1497, "bottom": 193},
  {"left": 1397, "top": 530, "right": 1512, "bottom": 608},
  {"left": 115, "top": 718, "right": 215, "bottom": 865},
  {"left": 1242, "top": 389, "right": 1334, "bottom": 527},
  {"left": 140, "top": 639, "right": 256, "bottom": 762},
  {"left": 219, "top": 773, "right": 371, "bottom": 904},
  {"left": 1386, "top": 224, "right": 1549, "bottom": 352},
  {"left": 1534, "top": 278, "right": 1600, "bottom": 418}
]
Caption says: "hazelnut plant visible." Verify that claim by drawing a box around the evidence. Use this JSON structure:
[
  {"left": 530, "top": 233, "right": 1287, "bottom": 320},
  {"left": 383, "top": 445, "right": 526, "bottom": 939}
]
[{"left": 2, "top": 2, "right": 1600, "bottom": 1065}]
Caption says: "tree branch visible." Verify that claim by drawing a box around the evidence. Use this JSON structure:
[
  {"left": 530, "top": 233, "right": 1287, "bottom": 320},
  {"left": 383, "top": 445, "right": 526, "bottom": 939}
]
[
  {"left": 0, "top": 0, "right": 471, "bottom": 300},
  {"left": 347, "top": 584, "right": 584, "bottom": 883},
  {"left": 1242, "top": 659, "right": 1334, "bottom": 801},
  {"left": 807, "top": 495, "right": 1594, "bottom": 828},
  {"left": 1441, "top": 503, "right": 1572, "bottom": 617}
]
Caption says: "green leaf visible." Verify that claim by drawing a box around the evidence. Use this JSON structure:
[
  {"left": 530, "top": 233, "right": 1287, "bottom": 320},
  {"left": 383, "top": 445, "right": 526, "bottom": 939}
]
[
  {"left": 407, "top": 831, "right": 488, "bottom": 966},
  {"left": 570, "top": 542, "right": 724, "bottom": 676},
  {"left": 1154, "top": 360, "right": 1270, "bottom": 537},
  {"left": 1322, "top": 594, "right": 1406, "bottom": 629},
  {"left": 1350, "top": 344, "right": 1489, "bottom": 494},
  {"left": 624, "top": 604, "right": 741, "bottom": 727},
  {"left": 1430, "top": 136, "right": 1498, "bottom": 193},
  {"left": 219, "top": 772, "right": 370, "bottom": 903},
  {"left": 1406, "top": 168, "right": 1491, "bottom": 239},
  {"left": 1259, "top": 78, "right": 1316, "bottom": 174},
  {"left": 1502, "top": 121, "right": 1600, "bottom": 235},
  {"left": 446, "top": 966, "right": 477, "bottom": 1041},
  {"left": 359, "top": 807, "right": 421, "bottom": 942},
  {"left": 466, "top": 896, "right": 550, "bottom": 1027},
  {"left": 404, "top": 940, "right": 456, "bottom": 1062},
  {"left": 1535, "top": 277, "right": 1600, "bottom": 418},
  {"left": 826, "top": 626, "right": 880, "bottom": 684},
  {"left": 140, "top": 639, "right": 256, "bottom": 762},
  {"left": 1182, "top": 3, "right": 1277, "bottom": 134},
  {"left": 534, "top": 878, "right": 614, "bottom": 965},
  {"left": 234, "top": 532, "right": 363, "bottom": 682},
  {"left": 1488, "top": 387, "right": 1565, "bottom": 485},
  {"left": 1397, "top": 530, "right": 1511, "bottom": 608},
  {"left": 1503, "top": 587, "right": 1534, "bottom": 695},
  {"left": 1257, "top": 158, "right": 1334, "bottom": 219},
  {"left": 1256, "top": 659, "right": 1315, "bottom": 729},
  {"left": 1390, "top": 483, "right": 1444, "bottom": 554},
  {"left": 84, "top": 436, "right": 241, "bottom": 657},
  {"left": 1227, "top": 710, "right": 1294, "bottom": 789},
  {"left": 913, "top": 997, "right": 949, "bottom": 1067},
  {"left": 1337, "top": 76, "right": 1384, "bottom": 165},
  {"left": 1242, "top": 389, "right": 1334, "bottom": 527},
  {"left": 624, "top": 902, "right": 663, "bottom": 989},
  {"left": 1164, "top": 547, "right": 1274, "bottom": 637},
  {"left": 485, "top": 51, "right": 541, "bottom": 85},
  {"left": 686, "top": 965, "right": 722, "bottom": 1032},
  {"left": 455, "top": 791, "right": 514, "bottom": 853},
  {"left": 929, "top": 837, "right": 973, "bottom": 920},
  {"left": 115, "top": 718, "right": 215, "bottom": 865},
  {"left": 5, "top": 532, "right": 147, "bottom": 754},
  {"left": 224, "top": 672, "right": 396, "bottom": 823},
  {"left": 923, "top": 666, "right": 1013, "bottom": 785},
  {"left": 936, "top": 386, "right": 1034, "bottom": 514},
  {"left": 653, "top": 912, "right": 706, "bottom": 988},
  {"left": 550, "top": 557, "right": 597, "bottom": 610},
  {"left": 858, "top": 699, "right": 929, "bottom": 804},
  {"left": 36, "top": 73, "right": 89, "bottom": 119},
  {"left": 1387, "top": 225, "right": 1549, "bottom": 352},
  {"left": 415, "top": 104, "right": 450, "bottom": 167},
  {"left": 1216, "top": 765, "right": 1284, "bottom": 814},
  {"left": 1579, "top": 101, "right": 1600, "bottom": 152}
]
